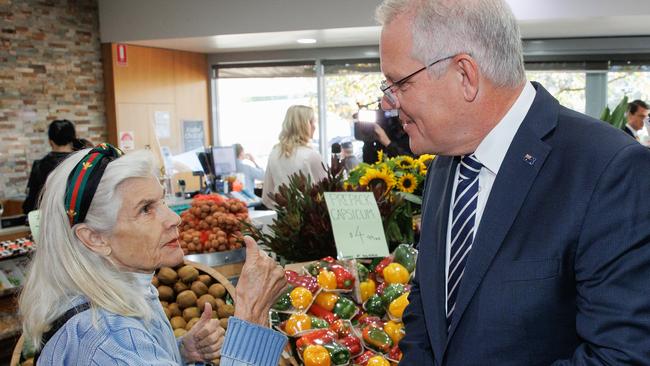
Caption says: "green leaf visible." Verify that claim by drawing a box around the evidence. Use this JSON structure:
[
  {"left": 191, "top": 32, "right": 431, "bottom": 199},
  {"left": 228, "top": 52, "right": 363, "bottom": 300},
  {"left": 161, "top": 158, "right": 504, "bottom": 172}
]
[{"left": 395, "top": 192, "right": 423, "bottom": 205}]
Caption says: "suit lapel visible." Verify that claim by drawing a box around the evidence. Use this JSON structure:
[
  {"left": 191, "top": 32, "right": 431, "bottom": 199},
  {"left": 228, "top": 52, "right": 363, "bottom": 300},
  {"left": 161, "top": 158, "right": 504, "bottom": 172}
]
[
  {"left": 445, "top": 83, "right": 559, "bottom": 345},
  {"left": 419, "top": 155, "right": 458, "bottom": 364}
]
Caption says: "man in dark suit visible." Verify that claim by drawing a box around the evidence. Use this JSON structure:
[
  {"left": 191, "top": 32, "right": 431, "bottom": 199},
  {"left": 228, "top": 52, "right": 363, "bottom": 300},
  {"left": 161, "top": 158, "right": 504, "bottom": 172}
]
[
  {"left": 622, "top": 99, "right": 648, "bottom": 140},
  {"left": 376, "top": 0, "right": 650, "bottom": 365}
]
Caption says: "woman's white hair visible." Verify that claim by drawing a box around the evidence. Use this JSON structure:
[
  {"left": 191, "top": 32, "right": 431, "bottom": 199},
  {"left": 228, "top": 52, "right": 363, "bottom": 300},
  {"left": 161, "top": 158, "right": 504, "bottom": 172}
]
[
  {"left": 376, "top": 0, "right": 525, "bottom": 88},
  {"left": 20, "top": 149, "right": 159, "bottom": 349}
]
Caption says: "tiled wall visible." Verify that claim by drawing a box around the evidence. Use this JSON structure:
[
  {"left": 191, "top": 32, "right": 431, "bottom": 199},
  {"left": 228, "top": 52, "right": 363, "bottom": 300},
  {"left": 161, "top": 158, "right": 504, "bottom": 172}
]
[{"left": 0, "top": 0, "right": 105, "bottom": 199}]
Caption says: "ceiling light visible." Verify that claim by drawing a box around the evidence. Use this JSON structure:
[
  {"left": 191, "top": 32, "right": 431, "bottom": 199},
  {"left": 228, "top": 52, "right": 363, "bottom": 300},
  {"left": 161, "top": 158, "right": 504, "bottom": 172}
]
[{"left": 297, "top": 38, "right": 317, "bottom": 44}]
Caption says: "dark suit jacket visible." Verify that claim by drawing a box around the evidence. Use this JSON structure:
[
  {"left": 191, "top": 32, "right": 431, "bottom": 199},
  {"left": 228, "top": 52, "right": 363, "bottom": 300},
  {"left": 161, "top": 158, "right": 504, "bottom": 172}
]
[
  {"left": 400, "top": 83, "right": 650, "bottom": 365},
  {"left": 622, "top": 125, "right": 636, "bottom": 138}
]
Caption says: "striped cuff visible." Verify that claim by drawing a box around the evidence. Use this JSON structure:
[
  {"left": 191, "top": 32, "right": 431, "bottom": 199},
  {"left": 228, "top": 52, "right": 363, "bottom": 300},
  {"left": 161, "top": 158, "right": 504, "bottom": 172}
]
[{"left": 220, "top": 317, "right": 287, "bottom": 366}]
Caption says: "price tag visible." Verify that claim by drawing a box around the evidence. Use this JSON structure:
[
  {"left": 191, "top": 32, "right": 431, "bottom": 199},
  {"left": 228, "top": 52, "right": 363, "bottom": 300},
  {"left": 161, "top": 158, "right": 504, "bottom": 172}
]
[{"left": 324, "top": 192, "right": 389, "bottom": 259}]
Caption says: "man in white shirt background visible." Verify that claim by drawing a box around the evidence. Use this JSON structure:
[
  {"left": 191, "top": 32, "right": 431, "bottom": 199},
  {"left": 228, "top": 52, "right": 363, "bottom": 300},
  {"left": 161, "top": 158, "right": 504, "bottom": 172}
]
[{"left": 623, "top": 99, "right": 648, "bottom": 140}]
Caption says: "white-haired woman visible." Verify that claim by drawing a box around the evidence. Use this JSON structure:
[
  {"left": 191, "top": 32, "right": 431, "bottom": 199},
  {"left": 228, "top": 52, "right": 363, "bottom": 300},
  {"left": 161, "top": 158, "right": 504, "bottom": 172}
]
[
  {"left": 20, "top": 143, "right": 288, "bottom": 365},
  {"left": 262, "top": 105, "right": 327, "bottom": 208}
]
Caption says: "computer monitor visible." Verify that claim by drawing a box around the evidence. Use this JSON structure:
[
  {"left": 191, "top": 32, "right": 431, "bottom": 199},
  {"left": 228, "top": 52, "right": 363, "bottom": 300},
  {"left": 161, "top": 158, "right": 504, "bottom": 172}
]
[{"left": 212, "top": 146, "right": 237, "bottom": 176}]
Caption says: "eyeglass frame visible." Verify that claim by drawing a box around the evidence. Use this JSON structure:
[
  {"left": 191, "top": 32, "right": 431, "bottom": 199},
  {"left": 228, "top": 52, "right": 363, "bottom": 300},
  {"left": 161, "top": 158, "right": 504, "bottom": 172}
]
[{"left": 380, "top": 54, "right": 457, "bottom": 106}]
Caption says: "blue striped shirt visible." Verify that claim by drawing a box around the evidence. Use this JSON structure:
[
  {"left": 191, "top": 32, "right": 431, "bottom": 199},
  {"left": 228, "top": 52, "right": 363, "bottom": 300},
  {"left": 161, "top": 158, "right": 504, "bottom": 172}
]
[{"left": 37, "top": 283, "right": 286, "bottom": 365}]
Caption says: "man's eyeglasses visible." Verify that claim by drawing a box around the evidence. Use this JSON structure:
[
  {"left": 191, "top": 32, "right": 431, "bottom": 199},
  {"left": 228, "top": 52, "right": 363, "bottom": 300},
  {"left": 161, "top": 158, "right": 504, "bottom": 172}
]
[{"left": 380, "top": 55, "right": 455, "bottom": 107}]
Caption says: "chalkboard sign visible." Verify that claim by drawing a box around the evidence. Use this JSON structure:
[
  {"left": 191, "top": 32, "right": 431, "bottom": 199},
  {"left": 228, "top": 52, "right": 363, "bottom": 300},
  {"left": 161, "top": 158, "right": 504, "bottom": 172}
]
[{"left": 182, "top": 120, "right": 205, "bottom": 152}]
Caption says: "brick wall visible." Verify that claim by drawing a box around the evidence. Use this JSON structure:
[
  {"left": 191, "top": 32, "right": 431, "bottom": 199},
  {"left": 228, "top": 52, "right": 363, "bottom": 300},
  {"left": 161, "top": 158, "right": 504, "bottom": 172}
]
[{"left": 0, "top": 0, "right": 105, "bottom": 199}]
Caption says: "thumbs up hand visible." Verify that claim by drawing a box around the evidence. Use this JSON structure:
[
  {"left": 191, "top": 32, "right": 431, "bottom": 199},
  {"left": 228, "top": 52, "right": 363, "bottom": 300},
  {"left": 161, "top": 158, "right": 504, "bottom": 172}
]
[
  {"left": 235, "top": 236, "right": 288, "bottom": 326},
  {"left": 180, "top": 301, "right": 225, "bottom": 362}
]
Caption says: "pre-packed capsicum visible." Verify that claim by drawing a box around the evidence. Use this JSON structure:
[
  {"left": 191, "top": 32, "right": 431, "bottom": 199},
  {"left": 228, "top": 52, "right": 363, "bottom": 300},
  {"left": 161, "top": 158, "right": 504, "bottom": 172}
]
[
  {"left": 307, "top": 257, "right": 356, "bottom": 291},
  {"left": 361, "top": 324, "right": 393, "bottom": 354},
  {"left": 296, "top": 329, "right": 353, "bottom": 365}
]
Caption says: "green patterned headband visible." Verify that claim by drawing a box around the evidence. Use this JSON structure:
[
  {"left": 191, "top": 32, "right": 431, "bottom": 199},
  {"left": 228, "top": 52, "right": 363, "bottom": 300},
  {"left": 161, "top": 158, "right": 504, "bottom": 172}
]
[{"left": 64, "top": 143, "right": 123, "bottom": 226}]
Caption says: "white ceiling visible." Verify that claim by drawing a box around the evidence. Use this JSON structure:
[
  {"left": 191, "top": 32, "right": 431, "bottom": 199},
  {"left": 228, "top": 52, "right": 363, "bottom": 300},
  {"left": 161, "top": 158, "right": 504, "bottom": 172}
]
[{"left": 100, "top": 0, "right": 650, "bottom": 54}]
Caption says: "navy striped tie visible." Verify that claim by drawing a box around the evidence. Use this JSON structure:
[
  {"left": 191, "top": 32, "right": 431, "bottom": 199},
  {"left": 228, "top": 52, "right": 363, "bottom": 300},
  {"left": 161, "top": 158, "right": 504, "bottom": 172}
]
[{"left": 447, "top": 154, "right": 482, "bottom": 329}]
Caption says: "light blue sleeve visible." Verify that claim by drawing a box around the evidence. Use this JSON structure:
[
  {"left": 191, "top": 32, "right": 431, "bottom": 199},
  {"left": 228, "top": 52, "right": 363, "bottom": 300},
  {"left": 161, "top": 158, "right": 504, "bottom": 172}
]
[
  {"left": 220, "top": 317, "right": 288, "bottom": 366},
  {"left": 90, "top": 327, "right": 180, "bottom": 366}
]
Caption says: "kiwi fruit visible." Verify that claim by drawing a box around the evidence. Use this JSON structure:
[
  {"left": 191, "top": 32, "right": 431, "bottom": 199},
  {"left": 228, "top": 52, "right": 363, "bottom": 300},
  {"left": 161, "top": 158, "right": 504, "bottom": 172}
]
[
  {"left": 208, "top": 283, "right": 226, "bottom": 298},
  {"left": 186, "top": 317, "right": 200, "bottom": 330},
  {"left": 160, "top": 301, "right": 168, "bottom": 308},
  {"left": 219, "top": 318, "right": 229, "bottom": 330},
  {"left": 217, "top": 304, "right": 235, "bottom": 318},
  {"left": 197, "top": 294, "right": 217, "bottom": 311},
  {"left": 197, "top": 274, "right": 212, "bottom": 287},
  {"left": 212, "top": 310, "right": 218, "bottom": 319},
  {"left": 173, "top": 328, "right": 188, "bottom": 337},
  {"left": 163, "top": 307, "right": 172, "bottom": 319},
  {"left": 151, "top": 276, "right": 159, "bottom": 287},
  {"left": 174, "top": 281, "right": 189, "bottom": 294},
  {"left": 183, "top": 306, "right": 201, "bottom": 322},
  {"left": 177, "top": 290, "right": 197, "bottom": 309},
  {"left": 168, "top": 303, "right": 181, "bottom": 318},
  {"left": 170, "top": 316, "right": 187, "bottom": 330},
  {"left": 178, "top": 265, "right": 199, "bottom": 283},
  {"left": 215, "top": 298, "right": 226, "bottom": 309},
  {"left": 191, "top": 281, "right": 208, "bottom": 297},
  {"left": 157, "top": 286, "right": 174, "bottom": 302},
  {"left": 158, "top": 267, "right": 178, "bottom": 285}
]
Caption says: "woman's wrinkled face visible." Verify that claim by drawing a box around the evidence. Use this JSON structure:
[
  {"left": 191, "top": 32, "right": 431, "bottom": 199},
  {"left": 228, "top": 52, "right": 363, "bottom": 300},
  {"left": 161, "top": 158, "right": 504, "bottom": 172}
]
[{"left": 105, "top": 176, "right": 183, "bottom": 273}]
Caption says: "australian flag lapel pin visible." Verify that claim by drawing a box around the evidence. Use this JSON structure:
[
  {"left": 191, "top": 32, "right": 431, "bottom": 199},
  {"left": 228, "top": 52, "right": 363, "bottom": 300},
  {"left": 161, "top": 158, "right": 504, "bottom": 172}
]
[{"left": 523, "top": 153, "right": 536, "bottom": 166}]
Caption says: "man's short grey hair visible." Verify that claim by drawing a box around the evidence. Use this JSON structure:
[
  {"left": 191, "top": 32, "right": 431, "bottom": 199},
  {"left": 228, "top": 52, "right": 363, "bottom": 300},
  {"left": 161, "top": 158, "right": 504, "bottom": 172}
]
[
  {"left": 376, "top": 0, "right": 526, "bottom": 88},
  {"left": 20, "top": 149, "right": 159, "bottom": 349}
]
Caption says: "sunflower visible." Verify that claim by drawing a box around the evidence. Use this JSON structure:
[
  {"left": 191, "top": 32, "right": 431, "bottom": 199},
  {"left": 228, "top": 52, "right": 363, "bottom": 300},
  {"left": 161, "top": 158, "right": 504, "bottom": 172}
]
[
  {"left": 416, "top": 161, "right": 428, "bottom": 175},
  {"left": 397, "top": 173, "right": 418, "bottom": 193},
  {"left": 418, "top": 154, "right": 436, "bottom": 166},
  {"left": 394, "top": 156, "right": 416, "bottom": 170},
  {"left": 376, "top": 149, "right": 384, "bottom": 163},
  {"left": 359, "top": 168, "right": 396, "bottom": 192}
]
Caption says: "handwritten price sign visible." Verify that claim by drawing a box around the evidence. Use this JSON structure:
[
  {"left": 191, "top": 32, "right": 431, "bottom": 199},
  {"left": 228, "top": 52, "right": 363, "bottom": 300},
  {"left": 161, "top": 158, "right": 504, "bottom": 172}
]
[{"left": 324, "top": 192, "right": 389, "bottom": 259}]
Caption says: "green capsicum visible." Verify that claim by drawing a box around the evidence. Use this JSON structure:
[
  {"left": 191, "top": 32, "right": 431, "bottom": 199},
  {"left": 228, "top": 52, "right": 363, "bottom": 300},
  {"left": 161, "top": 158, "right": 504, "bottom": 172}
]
[
  {"left": 333, "top": 296, "right": 357, "bottom": 319},
  {"left": 362, "top": 326, "right": 393, "bottom": 353},
  {"left": 323, "top": 342, "right": 352, "bottom": 365},
  {"left": 356, "top": 262, "right": 369, "bottom": 282},
  {"left": 364, "top": 294, "right": 386, "bottom": 317},
  {"left": 273, "top": 290, "right": 292, "bottom": 311},
  {"left": 381, "top": 283, "right": 405, "bottom": 307},
  {"left": 393, "top": 244, "right": 417, "bottom": 273},
  {"left": 310, "top": 316, "right": 330, "bottom": 329}
]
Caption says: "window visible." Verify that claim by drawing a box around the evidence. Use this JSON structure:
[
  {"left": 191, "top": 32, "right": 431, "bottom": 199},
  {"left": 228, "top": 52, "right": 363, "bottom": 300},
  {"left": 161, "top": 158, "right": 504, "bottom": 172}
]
[
  {"left": 526, "top": 70, "right": 586, "bottom": 113},
  {"left": 215, "top": 64, "right": 317, "bottom": 168}
]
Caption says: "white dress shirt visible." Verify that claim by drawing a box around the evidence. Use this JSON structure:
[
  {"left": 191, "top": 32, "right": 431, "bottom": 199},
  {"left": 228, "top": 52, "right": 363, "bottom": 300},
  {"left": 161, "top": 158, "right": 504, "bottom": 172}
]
[{"left": 445, "top": 82, "right": 537, "bottom": 311}]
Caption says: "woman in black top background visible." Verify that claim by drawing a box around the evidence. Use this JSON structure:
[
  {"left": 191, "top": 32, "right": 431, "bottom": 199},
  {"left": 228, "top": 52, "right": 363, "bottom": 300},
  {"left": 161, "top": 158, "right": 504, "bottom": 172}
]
[{"left": 23, "top": 119, "right": 79, "bottom": 214}]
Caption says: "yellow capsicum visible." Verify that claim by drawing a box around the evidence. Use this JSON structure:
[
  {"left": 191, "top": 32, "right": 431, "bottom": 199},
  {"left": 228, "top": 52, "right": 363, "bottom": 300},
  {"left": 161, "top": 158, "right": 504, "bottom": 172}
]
[
  {"left": 360, "top": 279, "right": 377, "bottom": 302},
  {"left": 314, "top": 292, "right": 339, "bottom": 311},
  {"left": 388, "top": 292, "right": 410, "bottom": 319},
  {"left": 317, "top": 269, "right": 337, "bottom": 290},
  {"left": 383, "top": 263, "right": 410, "bottom": 284},
  {"left": 290, "top": 286, "right": 313, "bottom": 310},
  {"left": 303, "top": 344, "right": 332, "bottom": 366},
  {"left": 383, "top": 320, "right": 405, "bottom": 344}
]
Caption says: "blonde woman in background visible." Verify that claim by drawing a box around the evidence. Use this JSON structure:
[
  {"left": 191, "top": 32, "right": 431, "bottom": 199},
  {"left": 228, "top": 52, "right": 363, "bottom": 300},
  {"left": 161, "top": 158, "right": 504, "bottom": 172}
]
[{"left": 262, "top": 105, "right": 327, "bottom": 208}]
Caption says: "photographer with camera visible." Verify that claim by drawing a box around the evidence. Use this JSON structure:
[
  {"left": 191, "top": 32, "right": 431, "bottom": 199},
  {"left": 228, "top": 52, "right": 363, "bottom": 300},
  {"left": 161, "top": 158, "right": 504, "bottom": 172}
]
[{"left": 354, "top": 107, "right": 413, "bottom": 163}]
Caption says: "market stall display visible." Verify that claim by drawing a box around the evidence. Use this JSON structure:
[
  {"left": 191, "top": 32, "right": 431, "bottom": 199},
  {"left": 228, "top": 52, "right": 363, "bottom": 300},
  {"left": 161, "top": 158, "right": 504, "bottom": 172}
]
[
  {"left": 272, "top": 244, "right": 418, "bottom": 365},
  {"left": 178, "top": 194, "right": 248, "bottom": 255}
]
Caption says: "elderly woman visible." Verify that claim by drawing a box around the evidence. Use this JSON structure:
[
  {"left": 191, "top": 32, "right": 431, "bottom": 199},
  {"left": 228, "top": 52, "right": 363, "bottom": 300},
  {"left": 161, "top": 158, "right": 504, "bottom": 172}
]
[
  {"left": 20, "top": 144, "right": 288, "bottom": 365},
  {"left": 262, "top": 105, "right": 327, "bottom": 208}
]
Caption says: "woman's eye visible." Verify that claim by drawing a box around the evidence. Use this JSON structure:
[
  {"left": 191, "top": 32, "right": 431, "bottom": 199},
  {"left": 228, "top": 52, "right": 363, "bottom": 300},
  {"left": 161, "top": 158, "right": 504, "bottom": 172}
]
[{"left": 141, "top": 204, "right": 153, "bottom": 214}]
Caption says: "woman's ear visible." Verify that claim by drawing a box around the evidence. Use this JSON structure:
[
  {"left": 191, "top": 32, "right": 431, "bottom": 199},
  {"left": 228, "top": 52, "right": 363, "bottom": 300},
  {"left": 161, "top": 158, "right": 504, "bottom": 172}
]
[{"left": 74, "top": 224, "right": 112, "bottom": 257}]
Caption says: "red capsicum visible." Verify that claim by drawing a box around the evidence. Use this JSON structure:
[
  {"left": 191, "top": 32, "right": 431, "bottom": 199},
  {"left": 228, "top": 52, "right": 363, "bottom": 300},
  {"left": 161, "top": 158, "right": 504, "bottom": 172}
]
[
  {"left": 388, "top": 345, "right": 403, "bottom": 361},
  {"left": 374, "top": 256, "right": 393, "bottom": 278},
  {"left": 296, "top": 329, "right": 337, "bottom": 352},
  {"left": 338, "top": 335, "right": 362, "bottom": 356},
  {"left": 309, "top": 303, "right": 339, "bottom": 324},
  {"left": 330, "top": 264, "right": 355, "bottom": 289},
  {"left": 329, "top": 319, "right": 352, "bottom": 338},
  {"left": 353, "top": 350, "right": 376, "bottom": 366}
]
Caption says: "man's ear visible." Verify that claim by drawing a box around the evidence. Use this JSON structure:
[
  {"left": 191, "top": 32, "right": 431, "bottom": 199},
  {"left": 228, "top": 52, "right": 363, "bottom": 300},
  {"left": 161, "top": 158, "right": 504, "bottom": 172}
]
[
  {"left": 454, "top": 54, "right": 480, "bottom": 103},
  {"left": 75, "top": 224, "right": 112, "bottom": 257}
]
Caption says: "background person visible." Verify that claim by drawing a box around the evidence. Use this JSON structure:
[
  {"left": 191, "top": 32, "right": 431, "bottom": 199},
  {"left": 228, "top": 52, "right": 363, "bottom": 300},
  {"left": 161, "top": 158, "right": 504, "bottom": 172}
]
[
  {"left": 23, "top": 119, "right": 77, "bottom": 214},
  {"left": 262, "top": 105, "right": 326, "bottom": 208},
  {"left": 376, "top": 0, "right": 650, "bottom": 364},
  {"left": 623, "top": 99, "right": 648, "bottom": 140},
  {"left": 19, "top": 145, "right": 288, "bottom": 366},
  {"left": 234, "top": 143, "right": 265, "bottom": 197}
]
